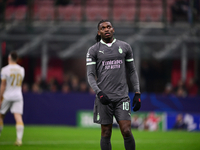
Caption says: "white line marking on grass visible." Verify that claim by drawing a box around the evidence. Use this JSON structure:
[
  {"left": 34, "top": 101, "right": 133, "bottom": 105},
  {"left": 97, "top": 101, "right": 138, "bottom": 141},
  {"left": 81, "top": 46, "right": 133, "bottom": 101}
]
[
  {"left": 0, "top": 139, "right": 198, "bottom": 145},
  {"left": 0, "top": 140, "right": 101, "bottom": 145}
]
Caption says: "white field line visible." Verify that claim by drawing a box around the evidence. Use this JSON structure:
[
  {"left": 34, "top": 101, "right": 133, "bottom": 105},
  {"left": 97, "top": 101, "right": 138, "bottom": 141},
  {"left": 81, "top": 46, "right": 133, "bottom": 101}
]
[{"left": 0, "top": 139, "right": 197, "bottom": 145}]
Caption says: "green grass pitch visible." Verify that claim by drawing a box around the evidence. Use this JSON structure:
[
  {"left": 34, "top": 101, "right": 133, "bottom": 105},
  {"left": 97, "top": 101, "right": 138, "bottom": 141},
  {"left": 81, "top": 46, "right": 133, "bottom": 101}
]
[{"left": 0, "top": 125, "right": 200, "bottom": 150}]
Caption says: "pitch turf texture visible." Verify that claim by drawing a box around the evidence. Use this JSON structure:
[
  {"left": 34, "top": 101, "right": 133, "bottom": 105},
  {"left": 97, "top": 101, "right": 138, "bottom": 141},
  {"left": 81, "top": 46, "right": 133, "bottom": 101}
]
[{"left": 0, "top": 126, "right": 200, "bottom": 150}]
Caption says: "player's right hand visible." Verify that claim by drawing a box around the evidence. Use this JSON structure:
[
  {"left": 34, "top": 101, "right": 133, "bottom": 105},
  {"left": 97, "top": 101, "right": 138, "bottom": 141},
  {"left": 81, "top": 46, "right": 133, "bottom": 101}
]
[{"left": 97, "top": 91, "right": 111, "bottom": 105}]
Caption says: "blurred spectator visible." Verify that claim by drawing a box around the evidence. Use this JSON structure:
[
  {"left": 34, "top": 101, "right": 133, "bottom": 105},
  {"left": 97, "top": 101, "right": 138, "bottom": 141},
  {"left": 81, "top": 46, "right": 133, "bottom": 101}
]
[
  {"left": 49, "top": 83, "right": 58, "bottom": 93},
  {"left": 35, "top": 76, "right": 48, "bottom": 92},
  {"left": 183, "top": 113, "right": 197, "bottom": 131},
  {"left": 61, "top": 83, "right": 70, "bottom": 93},
  {"left": 131, "top": 115, "right": 142, "bottom": 129},
  {"left": 22, "top": 82, "right": 29, "bottom": 93},
  {"left": 173, "top": 114, "right": 187, "bottom": 130},
  {"left": 79, "top": 80, "right": 89, "bottom": 93},
  {"left": 187, "top": 78, "right": 198, "bottom": 96},
  {"left": 143, "top": 117, "right": 149, "bottom": 130},
  {"left": 32, "top": 83, "right": 41, "bottom": 93},
  {"left": 163, "top": 83, "right": 173, "bottom": 96},
  {"left": 48, "top": 77, "right": 60, "bottom": 92},
  {"left": 145, "top": 112, "right": 160, "bottom": 131},
  {"left": 173, "top": 79, "right": 187, "bottom": 97},
  {"left": 70, "top": 75, "right": 79, "bottom": 92},
  {"left": 176, "top": 87, "right": 187, "bottom": 97},
  {"left": 63, "top": 72, "right": 72, "bottom": 85}
]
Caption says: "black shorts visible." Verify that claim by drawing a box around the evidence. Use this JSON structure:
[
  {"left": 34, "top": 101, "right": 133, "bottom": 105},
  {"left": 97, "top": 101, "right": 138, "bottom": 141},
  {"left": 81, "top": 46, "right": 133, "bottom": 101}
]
[{"left": 93, "top": 96, "right": 131, "bottom": 125}]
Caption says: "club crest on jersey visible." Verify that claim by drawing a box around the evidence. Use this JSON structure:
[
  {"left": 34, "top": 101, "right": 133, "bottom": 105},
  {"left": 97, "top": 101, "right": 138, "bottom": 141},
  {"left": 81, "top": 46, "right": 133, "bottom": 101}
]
[{"left": 118, "top": 47, "right": 123, "bottom": 54}]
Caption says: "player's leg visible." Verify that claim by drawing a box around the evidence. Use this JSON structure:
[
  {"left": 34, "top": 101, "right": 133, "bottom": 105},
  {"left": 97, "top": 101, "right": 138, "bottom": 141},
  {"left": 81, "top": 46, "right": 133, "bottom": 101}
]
[
  {"left": 101, "top": 124, "right": 112, "bottom": 150},
  {"left": 93, "top": 97, "right": 114, "bottom": 150},
  {"left": 11, "top": 100, "right": 24, "bottom": 146},
  {"left": 13, "top": 113, "right": 24, "bottom": 146},
  {"left": 114, "top": 97, "right": 135, "bottom": 150},
  {"left": 118, "top": 120, "right": 135, "bottom": 150},
  {"left": 0, "top": 114, "right": 5, "bottom": 136},
  {"left": 0, "top": 99, "right": 11, "bottom": 136}
]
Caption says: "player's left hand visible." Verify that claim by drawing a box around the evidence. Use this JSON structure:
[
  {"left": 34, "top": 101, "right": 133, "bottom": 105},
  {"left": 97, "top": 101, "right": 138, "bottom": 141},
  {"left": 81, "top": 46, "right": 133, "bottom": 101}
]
[{"left": 132, "top": 93, "right": 141, "bottom": 112}]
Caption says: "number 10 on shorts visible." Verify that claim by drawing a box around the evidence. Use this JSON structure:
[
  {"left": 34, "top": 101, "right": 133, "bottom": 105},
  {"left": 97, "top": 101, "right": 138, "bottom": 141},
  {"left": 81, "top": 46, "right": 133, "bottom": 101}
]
[{"left": 123, "top": 102, "right": 129, "bottom": 111}]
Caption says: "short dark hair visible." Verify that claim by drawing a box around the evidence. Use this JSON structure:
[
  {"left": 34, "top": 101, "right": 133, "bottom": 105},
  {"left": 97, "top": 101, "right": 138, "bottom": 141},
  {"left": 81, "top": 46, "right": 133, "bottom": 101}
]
[
  {"left": 9, "top": 51, "right": 18, "bottom": 62},
  {"left": 95, "top": 19, "right": 110, "bottom": 42}
]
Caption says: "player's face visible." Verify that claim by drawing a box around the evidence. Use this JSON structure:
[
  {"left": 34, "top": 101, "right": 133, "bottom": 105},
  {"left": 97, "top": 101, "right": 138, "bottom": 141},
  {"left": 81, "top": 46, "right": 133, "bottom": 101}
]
[{"left": 98, "top": 22, "right": 114, "bottom": 43}]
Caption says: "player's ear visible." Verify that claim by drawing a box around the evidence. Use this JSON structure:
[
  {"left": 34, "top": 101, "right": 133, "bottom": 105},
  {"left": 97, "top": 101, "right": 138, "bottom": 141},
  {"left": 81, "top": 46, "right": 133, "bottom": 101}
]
[{"left": 98, "top": 30, "right": 100, "bottom": 36}]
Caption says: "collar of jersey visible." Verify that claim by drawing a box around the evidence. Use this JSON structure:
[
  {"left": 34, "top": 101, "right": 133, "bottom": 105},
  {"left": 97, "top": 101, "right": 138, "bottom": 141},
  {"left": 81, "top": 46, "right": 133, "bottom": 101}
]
[{"left": 100, "top": 39, "right": 116, "bottom": 47}]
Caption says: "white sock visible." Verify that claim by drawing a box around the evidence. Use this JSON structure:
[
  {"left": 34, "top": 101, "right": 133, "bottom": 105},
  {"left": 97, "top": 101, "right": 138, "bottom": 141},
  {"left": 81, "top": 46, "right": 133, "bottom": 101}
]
[{"left": 16, "top": 123, "right": 24, "bottom": 141}]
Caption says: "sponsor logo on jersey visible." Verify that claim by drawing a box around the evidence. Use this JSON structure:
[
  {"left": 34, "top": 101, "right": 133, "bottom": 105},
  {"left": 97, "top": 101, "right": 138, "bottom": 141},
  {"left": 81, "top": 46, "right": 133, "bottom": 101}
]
[
  {"left": 102, "top": 60, "right": 123, "bottom": 70},
  {"left": 99, "top": 50, "right": 104, "bottom": 54},
  {"left": 118, "top": 46, "right": 123, "bottom": 54}
]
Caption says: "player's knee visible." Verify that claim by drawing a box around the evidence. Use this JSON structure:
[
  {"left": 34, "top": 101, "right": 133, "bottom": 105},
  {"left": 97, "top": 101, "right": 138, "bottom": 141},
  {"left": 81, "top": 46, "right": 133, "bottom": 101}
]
[
  {"left": 121, "top": 128, "right": 132, "bottom": 137},
  {"left": 101, "top": 128, "right": 112, "bottom": 137}
]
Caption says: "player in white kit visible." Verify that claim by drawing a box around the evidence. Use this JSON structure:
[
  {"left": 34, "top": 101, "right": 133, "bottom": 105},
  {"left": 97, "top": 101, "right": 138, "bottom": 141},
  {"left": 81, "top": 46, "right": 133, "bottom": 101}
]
[{"left": 0, "top": 51, "right": 25, "bottom": 146}]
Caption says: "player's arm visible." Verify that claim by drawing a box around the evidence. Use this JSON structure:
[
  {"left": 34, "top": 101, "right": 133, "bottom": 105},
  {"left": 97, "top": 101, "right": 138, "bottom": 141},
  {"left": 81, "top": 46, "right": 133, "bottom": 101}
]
[
  {"left": 0, "top": 79, "right": 6, "bottom": 105},
  {"left": 125, "top": 44, "right": 141, "bottom": 111},
  {"left": 126, "top": 61, "right": 140, "bottom": 93},
  {"left": 86, "top": 48, "right": 111, "bottom": 105},
  {"left": 86, "top": 47, "right": 101, "bottom": 94},
  {"left": 125, "top": 44, "right": 140, "bottom": 93},
  {"left": 86, "top": 63, "right": 101, "bottom": 94}
]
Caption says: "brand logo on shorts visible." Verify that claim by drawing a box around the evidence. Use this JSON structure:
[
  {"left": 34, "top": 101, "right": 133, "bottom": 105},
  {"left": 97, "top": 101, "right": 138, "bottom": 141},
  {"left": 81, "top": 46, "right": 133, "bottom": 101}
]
[{"left": 97, "top": 113, "right": 100, "bottom": 121}]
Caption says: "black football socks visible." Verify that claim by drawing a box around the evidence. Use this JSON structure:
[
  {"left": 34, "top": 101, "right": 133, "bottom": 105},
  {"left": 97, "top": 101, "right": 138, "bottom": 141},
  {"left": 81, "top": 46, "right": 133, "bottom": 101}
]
[
  {"left": 100, "top": 136, "right": 111, "bottom": 150},
  {"left": 124, "top": 135, "right": 135, "bottom": 150}
]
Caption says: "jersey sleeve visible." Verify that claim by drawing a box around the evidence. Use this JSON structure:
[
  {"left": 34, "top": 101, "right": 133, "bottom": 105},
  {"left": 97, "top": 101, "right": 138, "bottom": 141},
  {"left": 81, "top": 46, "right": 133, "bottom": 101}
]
[
  {"left": 125, "top": 44, "right": 140, "bottom": 93},
  {"left": 0, "top": 68, "right": 7, "bottom": 80},
  {"left": 125, "top": 44, "right": 134, "bottom": 63},
  {"left": 22, "top": 67, "right": 25, "bottom": 79},
  {"left": 86, "top": 47, "right": 101, "bottom": 94}
]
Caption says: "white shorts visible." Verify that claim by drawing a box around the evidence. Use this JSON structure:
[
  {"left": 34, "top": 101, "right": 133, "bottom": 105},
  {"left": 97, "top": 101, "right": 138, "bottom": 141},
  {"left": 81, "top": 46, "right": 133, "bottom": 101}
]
[{"left": 0, "top": 99, "right": 23, "bottom": 115}]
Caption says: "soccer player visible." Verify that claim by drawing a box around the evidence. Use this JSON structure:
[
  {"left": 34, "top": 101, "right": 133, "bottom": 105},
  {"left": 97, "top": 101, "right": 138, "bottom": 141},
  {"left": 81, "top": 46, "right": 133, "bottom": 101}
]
[
  {"left": 0, "top": 51, "right": 25, "bottom": 146},
  {"left": 86, "top": 20, "right": 141, "bottom": 150}
]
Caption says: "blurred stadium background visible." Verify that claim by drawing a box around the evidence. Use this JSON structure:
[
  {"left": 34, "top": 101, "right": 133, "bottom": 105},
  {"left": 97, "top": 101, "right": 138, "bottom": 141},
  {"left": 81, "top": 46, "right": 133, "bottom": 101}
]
[{"left": 0, "top": 0, "right": 200, "bottom": 137}]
